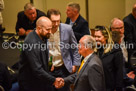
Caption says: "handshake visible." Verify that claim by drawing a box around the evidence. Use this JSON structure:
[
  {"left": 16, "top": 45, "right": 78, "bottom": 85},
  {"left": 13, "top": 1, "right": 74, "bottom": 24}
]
[{"left": 53, "top": 77, "right": 65, "bottom": 89}]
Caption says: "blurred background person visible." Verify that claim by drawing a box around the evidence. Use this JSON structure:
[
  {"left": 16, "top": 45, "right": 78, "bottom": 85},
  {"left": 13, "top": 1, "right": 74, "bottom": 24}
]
[
  {"left": 0, "top": 0, "right": 5, "bottom": 37},
  {"left": 0, "top": 62, "right": 12, "bottom": 91},
  {"left": 94, "top": 26, "right": 123, "bottom": 91},
  {"left": 15, "top": 3, "right": 46, "bottom": 39},
  {"left": 65, "top": 2, "right": 90, "bottom": 43},
  {"left": 123, "top": 3, "right": 136, "bottom": 67}
]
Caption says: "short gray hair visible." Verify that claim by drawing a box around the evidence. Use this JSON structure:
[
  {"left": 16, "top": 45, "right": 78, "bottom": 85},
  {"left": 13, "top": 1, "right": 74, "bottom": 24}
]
[
  {"left": 82, "top": 35, "right": 96, "bottom": 50},
  {"left": 67, "top": 2, "right": 80, "bottom": 12},
  {"left": 24, "top": 3, "right": 35, "bottom": 11}
]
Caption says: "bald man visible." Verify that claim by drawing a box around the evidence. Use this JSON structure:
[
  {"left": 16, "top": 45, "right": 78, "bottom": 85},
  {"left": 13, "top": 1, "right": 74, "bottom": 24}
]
[
  {"left": 110, "top": 18, "right": 128, "bottom": 62},
  {"left": 18, "top": 16, "right": 63, "bottom": 91}
]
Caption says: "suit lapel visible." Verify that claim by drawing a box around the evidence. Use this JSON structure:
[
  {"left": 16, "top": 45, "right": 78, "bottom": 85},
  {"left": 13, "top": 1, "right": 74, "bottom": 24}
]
[{"left": 74, "top": 53, "right": 95, "bottom": 85}]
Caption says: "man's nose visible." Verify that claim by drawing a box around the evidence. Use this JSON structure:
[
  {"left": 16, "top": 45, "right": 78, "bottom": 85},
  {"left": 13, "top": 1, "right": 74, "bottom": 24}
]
[
  {"left": 55, "top": 22, "right": 58, "bottom": 26},
  {"left": 48, "top": 29, "right": 52, "bottom": 33},
  {"left": 31, "top": 14, "right": 35, "bottom": 18}
]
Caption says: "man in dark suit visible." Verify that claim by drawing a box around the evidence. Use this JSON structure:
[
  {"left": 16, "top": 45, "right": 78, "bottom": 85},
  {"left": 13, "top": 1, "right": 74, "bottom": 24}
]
[
  {"left": 15, "top": 3, "right": 46, "bottom": 39},
  {"left": 63, "top": 35, "right": 106, "bottom": 91},
  {"left": 47, "top": 9, "right": 80, "bottom": 91},
  {"left": 123, "top": 3, "right": 136, "bottom": 64},
  {"left": 65, "top": 2, "right": 90, "bottom": 43},
  {"left": 18, "top": 16, "right": 64, "bottom": 91}
]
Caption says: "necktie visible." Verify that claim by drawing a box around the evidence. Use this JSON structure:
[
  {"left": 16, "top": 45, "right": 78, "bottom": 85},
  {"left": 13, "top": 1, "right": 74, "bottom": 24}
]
[{"left": 78, "top": 60, "right": 84, "bottom": 73}]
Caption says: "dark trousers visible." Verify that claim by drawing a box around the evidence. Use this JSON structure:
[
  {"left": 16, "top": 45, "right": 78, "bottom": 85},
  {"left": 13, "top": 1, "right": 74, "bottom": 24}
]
[{"left": 49, "top": 65, "right": 70, "bottom": 91}]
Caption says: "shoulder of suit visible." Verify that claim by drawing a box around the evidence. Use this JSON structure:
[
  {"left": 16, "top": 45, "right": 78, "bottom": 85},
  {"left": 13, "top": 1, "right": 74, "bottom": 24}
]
[
  {"left": 18, "top": 11, "right": 24, "bottom": 16},
  {"left": 36, "top": 9, "right": 46, "bottom": 16},
  {"left": 123, "top": 14, "right": 133, "bottom": 21},
  {"left": 77, "top": 15, "right": 88, "bottom": 23},
  {"left": 60, "top": 23, "right": 72, "bottom": 28}
]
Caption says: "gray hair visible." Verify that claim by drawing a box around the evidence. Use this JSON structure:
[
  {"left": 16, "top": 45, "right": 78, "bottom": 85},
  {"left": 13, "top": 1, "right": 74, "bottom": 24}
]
[
  {"left": 82, "top": 35, "right": 96, "bottom": 50},
  {"left": 67, "top": 2, "right": 80, "bottom": 13},
  {"left": 24, "top": 3, "right": 35, "bottom": 11}
]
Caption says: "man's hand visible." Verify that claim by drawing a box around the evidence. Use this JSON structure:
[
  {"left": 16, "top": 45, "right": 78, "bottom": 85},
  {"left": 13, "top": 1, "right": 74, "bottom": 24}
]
[
  {"left": 26, "top": 30, "right": 33, "bottom": 35},
  {"left": 127, "top": 71, "right": 135, "bottom": 79},
  {"left": 53, "top": 77, "right": 65, "bottom": 89},
  {"left": 51, "top": 65, "right": 54, "bottom": 72},
  {"left": 18, "top": 28, "right": 26, "bottom": 36},
  {"left": 72, "top": 65, "right": 77, "bottom": 73}
]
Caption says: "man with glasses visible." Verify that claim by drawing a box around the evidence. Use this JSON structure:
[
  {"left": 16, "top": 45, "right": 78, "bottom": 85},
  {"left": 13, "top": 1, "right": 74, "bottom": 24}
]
[
  {"left": 110, "top": 18, "right": 127, "bottom": 62},
  {"left": 47, "top": 9, "right": 80, "bottom": 91},
  {"left": 110, "top": 18, "right": 136, "bottom": 90}
]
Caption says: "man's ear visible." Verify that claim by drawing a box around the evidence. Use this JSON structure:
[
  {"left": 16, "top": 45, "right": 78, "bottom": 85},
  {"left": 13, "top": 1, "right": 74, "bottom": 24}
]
[
  {"left": 74, "top": 9, "right": 78, "bottom": 14},
  {"left": 37, "top": 26, "right": 42, "bottom": 33}
]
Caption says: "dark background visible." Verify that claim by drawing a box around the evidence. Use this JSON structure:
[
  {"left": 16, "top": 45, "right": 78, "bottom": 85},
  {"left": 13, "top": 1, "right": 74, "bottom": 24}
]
[{"left": 0, "top": 34, "right": 20, "bottom": 67}]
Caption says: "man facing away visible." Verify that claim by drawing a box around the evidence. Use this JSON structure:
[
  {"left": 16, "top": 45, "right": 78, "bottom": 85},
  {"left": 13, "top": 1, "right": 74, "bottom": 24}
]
[
  {"left": 15, "top": 3, "right": 46, "bottom": 39},
  {"left": 64, "top": 35, "right": 106, "bottom": 91},
  {"left": 18, "top": 16, "right": 64, "bottom": 91},
  {"left": 47, "top": 9, "right": 81, "bottom": 91},
  {"left": 65, "top": 2, "right": 90, "bottom": 43}
]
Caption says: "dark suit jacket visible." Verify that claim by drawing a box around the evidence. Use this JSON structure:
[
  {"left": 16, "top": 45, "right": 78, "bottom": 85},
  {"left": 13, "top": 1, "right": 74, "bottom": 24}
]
[
  {"left": 64, "top": 53, "right": 106, "bottom": 91},
  {"left": 18, "top": 30, "right": 55, "bottom": 91},
  {"left": 97, "top": 48, "right": 123, "bottom": 91},
  {"left": 16, "top": 9, "right": 46, "bottom": 39},
  {"left": 65, "top": 15, "right": 90, "bottom": 42},
  {"left": 123, "top": 14, "right": 136, "bottom": 64}
]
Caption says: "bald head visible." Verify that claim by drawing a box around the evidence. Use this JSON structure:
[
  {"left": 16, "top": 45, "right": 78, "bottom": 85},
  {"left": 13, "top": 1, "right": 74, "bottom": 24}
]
[
  {"left": 110, "top": 18, "right": 124, "bottom": 38},
  {"left": 36, "top": 16, "right": 52, "bottom": 39},
  {"left": 36, "top": 16, "right": 52, "bottom": 27},
  {"left": 111, "top": 18, "right": 124, "bottom": 28}
]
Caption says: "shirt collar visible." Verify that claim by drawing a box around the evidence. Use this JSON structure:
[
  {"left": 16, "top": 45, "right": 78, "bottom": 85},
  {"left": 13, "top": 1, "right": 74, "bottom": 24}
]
[{"left": 83, "top": 52, "right": 94, "bottom": 63}]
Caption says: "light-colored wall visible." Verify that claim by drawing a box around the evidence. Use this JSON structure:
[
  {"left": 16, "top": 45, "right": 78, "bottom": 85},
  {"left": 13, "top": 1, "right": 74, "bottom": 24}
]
[
  {"left": 125, "top": 0, "right": 136, "bottom": 16},
  {"left": 3, "top": 0, "right": 30, "bottom": 33},
  {"left": 89, "top": 0, "right": 125, "bottom": 28},
  {"left": 34, "top": 0, "right": 47, "bottom": 13},
  {"left": 45, "top": 0, "right": 86, "bottom": 23},
  {"left": 2, "top": 0, "right": 136, "bottom": 33}
]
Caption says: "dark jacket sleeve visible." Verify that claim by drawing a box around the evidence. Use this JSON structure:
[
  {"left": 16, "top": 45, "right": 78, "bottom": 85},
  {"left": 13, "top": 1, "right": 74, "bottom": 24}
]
[
  {"left": 24, "top": 42, "right": 55, "bottom": 85},
  {"left": 15, "top": 12, "right": 22, "bottom": 33},
  {"left": 124, "top": 21, "right": 134, "bottom": 46},
  {"left": 64, "top": 73, "right": 77, "bottom": 85},
  {"left": 114, "top": 51, "right": 123, "bottom": 91},
  {"left": 73, "top": 21, "right": 90, "bottom": 42}
]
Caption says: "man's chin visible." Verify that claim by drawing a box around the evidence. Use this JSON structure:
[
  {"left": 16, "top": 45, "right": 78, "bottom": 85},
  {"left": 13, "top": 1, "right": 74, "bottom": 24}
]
[
  {"left": 42, "top": 34, "right": 50, "bottom": 39},
  {"left": 45, "top": 34, "right": 50, "bottom": 39}
]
